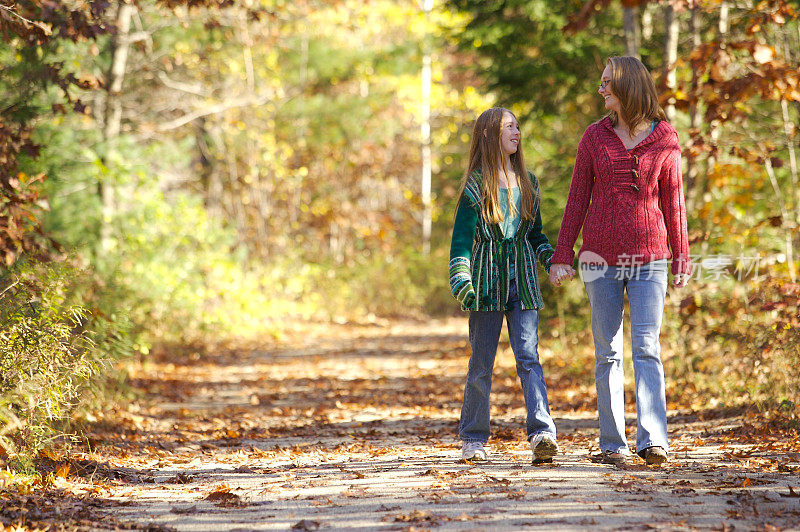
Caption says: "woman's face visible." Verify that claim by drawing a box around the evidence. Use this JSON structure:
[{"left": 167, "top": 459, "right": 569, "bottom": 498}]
[
  {"left": 499, "top": 111, "right": 520, "bottom": 156},
  {"left": 598, "top": 64, "right": 621, "bottom": 113}
]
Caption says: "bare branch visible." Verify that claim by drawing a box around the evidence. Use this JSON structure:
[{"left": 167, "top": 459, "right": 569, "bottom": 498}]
[
  {"left": 157, "top": 71, "right": 208, "bottom": 96},
  {"left": 0, "top": 4, "right": 50, "bottom": 34},
  {"left": 126, "top": 30, "right": 151, "bottom": 44},
  {"left": 0, "top": 278, "right": 19, "bottom": 300},
  {"left": 155, "top": 92, "right": 275, "bottom": 131}
]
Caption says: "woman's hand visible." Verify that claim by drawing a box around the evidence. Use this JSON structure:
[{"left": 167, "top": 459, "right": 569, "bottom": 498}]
[
  {"left": 673, "top": 273, "right": 690, "bottom": 288},
  {"left": 549, "top": 264, "right": 575, "bottom": 287}
]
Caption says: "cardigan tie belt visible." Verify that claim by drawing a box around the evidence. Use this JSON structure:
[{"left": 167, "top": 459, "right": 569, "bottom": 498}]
[{"left": 498, "top": 237, "right": 516, "bottom": 262}]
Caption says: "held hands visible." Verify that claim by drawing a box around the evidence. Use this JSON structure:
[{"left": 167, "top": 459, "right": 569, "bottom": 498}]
[
  {"left": 673, "top": 273, "right": 690, "bottom": 288},
  {"left": 549, "top": 263, "right": 576, "bottom": 287},
  {"left": 547, "top": 262, "right": 689, "bottom": 288},
  {"left": 462, "top": 290, "right": 476, "bottom": 309}
]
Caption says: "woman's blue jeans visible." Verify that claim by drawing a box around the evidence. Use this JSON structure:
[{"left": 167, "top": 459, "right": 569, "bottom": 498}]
[
  {"left": 459, "top": 280, "right": 557, "bottom": 443},
  {"left": 583, "top": 259, "right": 669, "bottom": 455}
]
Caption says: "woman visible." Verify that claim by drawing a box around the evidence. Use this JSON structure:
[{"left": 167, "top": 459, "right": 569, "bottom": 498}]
[
  {"left": 550, "top": 56, "right": 691, "bottom": 466},
  {"left": 449, "top": 107, "right": 560, "bottom": 464}
]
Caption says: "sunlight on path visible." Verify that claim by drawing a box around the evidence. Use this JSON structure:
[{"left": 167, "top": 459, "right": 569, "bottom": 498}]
[{"left": 85, "top": 319, "right": 800, "bottom": 531}]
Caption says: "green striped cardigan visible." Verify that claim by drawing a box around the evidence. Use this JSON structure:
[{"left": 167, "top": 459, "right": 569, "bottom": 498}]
[{"left": 449, "top": 171, "right": 554, "bottom": 311}]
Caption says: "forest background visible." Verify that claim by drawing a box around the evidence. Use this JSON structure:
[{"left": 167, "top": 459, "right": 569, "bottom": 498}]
[{"left": 1, "top": 0, "right": 799, "bottom": 463}]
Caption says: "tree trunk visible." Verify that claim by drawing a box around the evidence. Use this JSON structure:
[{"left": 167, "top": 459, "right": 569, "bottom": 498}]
[
  {"left": 641, "top": 4, "right": 653, "bottom": 41},
  {"left": 780, "top": 25, "right": 800, "bottom": 231},
  {"left": 99, "top": 0, "right": 135, "bottom": 255},
  {"left": 718, "top": 1, "right": 729, "bottom": 35},
  {"left": 782, "top": 99, "right": 800, "bottom": 230},
  {"left": 623, "top": 6, "right": 641, "bottom": 58},
  {"left": 663, "top": 4, "right": 679, "bottom": 123},
  {"left": 330, "top": 221, "right": 344, "bottom": 265},
  {"left": 194, "top": 116, "right": 231, "bottom": 236},
  {"left": 421, "top": 0, "right": 433, "bottom": 256},
  {"left": 225, "top": 142, "right": 247, "bottom": 248},
  {"left": 781, "top": 96, "right": 800, "bottom": 281},
  {"left": 686, "top": 2, "right": 703, "bottom": 212},
  {"left": 696, "top": 2, "right": 729, "bottom": 253},
  {"left": 765, "top": 157, "right": 797, "bottom": 282}
]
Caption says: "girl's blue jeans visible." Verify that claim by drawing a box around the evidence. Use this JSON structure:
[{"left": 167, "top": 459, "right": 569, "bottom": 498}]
[
  {"left": 583, "top": 259, "right": 669, "bottom": 456},
  {"left": 459, "top": 280, "right": 557, "bottom": 443}
]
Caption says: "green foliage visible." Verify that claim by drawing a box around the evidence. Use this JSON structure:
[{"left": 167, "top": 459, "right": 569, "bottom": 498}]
[
  {"left": 664, "top": 271, "right": 800, "bottom": 408},
  {"left": 310, "top": 245, "right": 454, "bottom": 320},
  {"left": 0, "top": 259, "right": 132, "bottom": 458},
  {"left": 446, "top": 0, "right": 616, "bottom": 118}
]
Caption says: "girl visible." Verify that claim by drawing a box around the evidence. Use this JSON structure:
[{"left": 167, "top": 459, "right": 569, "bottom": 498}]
[
  {"left": 449, "top": 107, "right": 565, "bottom": 463},
  {"left": 550, "top": 56, "right": 691, "bottom": 466}
]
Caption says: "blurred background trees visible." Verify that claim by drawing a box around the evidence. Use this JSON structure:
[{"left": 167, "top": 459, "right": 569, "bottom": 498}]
[{"left": 1, "top": 0, "right": 798, "bottom": 457}]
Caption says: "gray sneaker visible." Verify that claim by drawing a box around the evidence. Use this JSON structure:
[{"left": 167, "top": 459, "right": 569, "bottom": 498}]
[
  {"left": 530, "top": 433, "right": 559, "bottom": 464},
  {"left": 461, "top": 441, "right": 487, "bottom": 461}
]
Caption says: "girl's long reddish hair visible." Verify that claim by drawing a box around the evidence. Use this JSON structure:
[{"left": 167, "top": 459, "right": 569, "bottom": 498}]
[
  {"left": 457, "top": 107, "right": 539, "bottom": 223},
  {"left": 605, "top": 56, "right": 667, "bottom": 137}
]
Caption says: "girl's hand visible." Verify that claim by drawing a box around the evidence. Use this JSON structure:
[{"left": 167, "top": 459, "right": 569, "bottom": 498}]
[
  {"left": 549, "top": 264, "right": 575, "bottom": 287},
  {"left": 673, "top": 273, "right": 690, "bottom": 288},
  {"left": 463, "top": 291, "right": 476, "bottom": 309}
]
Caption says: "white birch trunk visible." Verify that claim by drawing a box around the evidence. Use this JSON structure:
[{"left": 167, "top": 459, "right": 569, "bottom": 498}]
[
  {"left": 421, "top": 0, "right": 433, "bottom": 256},
  {"left": 663, "top": 4, "right": 679, "bottom": 123},
  {"left": 99, "top": 0, "right": 135, "bottom": 254}
]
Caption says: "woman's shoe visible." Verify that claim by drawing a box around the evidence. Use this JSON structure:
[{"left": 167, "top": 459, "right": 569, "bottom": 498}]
[
  {"left": 462, "top": 441, "right": 487, "bottom": 461},
  {"left": 589, "top": 450, "right": 629, "bottom": 465},
  {"left": 640, "top": 446, "right": 668, "bottom": 465}
]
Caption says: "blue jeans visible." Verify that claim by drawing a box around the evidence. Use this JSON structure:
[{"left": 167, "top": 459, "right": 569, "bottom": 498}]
[
  {"left": 459, "top": 281, "right": 557, "bottom": 443},
  {"left": 583, "top": 259, "right": 669, "bottom": 455}
]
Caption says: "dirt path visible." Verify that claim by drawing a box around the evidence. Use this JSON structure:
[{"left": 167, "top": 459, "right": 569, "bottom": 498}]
[{"left": 60, "top": 319, "right": 800, "bottom": 530}]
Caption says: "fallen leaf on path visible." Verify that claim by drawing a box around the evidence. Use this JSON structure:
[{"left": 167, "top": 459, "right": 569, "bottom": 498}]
[
  {"left": 342, "top": 486, "right": 369, "bottom": 498},
  {"left": 291, "top": 520, "right": 321, "bottom": 531},
  {"left": 337, "top": 465, "right": 365, "bottom": 478},
  {"left": 616, "top": 463, "right": 650, "bottom": 471},
  {"left": 616, "top": 480, "right": 634, "bottom": 490},
  {"left": 170, "top": 505, "right": 199, "bottom": 514},
  {"left": 781, "top": 486, "right": 800, "bottom": 498},
  {"left": 165, "top": 472, "right": 194, "bottom": 484},
  {"left": 386, "top": 509, "right": 442, "bottom": 524},
  {"left": 204, "top": 485, "right": 247, "bottom": 507}
]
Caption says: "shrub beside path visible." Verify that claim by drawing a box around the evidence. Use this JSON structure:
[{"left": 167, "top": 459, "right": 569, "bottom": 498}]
[{"left": 5, "top": 318, "right": 800, "bottom": 530}]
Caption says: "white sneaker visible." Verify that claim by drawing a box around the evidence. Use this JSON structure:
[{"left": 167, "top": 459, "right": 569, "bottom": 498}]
[
  {"left": 461, "top": 441, "right": 487, "bottom": 461},
  {"left": 530, "top": 433, "right": 559, "bottom": 464}
]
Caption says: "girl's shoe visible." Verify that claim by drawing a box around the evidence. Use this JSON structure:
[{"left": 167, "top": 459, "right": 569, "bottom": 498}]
[
  {"left": 640, "top": 446, "right": 668, "bottom": 465},
  {"left": 589, "top": 450, "right": 629, "bottom": 465},
  {"left": 530, "top": 433, "right": 559, "bottom": 464},
  {"left": 462, "top": 441, "right": 487, "bottom": 461}
]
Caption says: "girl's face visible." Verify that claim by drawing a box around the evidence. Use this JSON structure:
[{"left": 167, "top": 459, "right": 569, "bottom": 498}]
[
  {"left": 598, "top": 65, "right": 621, "bottom": 113},
  {"left": 499, "top": 111, "right": 520, "bottom": 156}
]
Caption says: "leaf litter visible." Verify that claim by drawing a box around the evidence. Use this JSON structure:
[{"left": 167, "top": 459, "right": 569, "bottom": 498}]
[{"left": 4, "top": 318, "right": 800, "bottom": 530}]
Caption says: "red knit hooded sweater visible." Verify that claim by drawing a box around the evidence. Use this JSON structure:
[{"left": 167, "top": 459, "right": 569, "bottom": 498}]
[{"left": 552, "top": 117, "right": 692, "bottom": 275}]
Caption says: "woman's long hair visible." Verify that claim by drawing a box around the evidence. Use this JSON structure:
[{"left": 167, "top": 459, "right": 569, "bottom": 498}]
[
  {"left": 605, "top": 56, "right": 667, "bottom": 137},
  {"left": 457, "top": 107, "right": 539, "bottom": 224}
]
